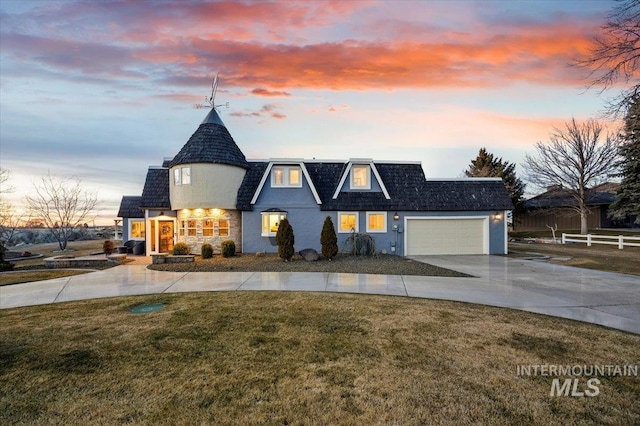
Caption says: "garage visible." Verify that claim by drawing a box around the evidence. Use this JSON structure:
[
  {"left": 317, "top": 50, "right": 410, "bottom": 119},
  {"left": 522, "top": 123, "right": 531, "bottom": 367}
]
[{"left": 405, "top": 217, "right": 489, "bottom": 255}]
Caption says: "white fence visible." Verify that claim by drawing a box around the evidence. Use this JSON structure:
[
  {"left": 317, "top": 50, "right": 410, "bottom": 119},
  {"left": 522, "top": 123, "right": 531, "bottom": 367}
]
[{"left": 562, "top": 233, "right": 640, "bottom": 249}]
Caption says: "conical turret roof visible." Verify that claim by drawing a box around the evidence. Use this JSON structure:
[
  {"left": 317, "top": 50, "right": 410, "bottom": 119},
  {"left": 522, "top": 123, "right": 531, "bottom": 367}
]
[{"left": 168, "top": 108, "right": 249, "bottom": 169}]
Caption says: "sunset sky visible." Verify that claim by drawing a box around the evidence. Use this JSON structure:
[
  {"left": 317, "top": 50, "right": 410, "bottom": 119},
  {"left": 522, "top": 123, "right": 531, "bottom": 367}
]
[{"left": 0, "top": 0, "right": 621, "bottom": 224}]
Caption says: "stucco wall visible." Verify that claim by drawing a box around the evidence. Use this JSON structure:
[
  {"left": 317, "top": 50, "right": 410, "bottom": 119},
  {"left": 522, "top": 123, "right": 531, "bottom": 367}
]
[
  {"left": 170, "top": 163, "right": 246, "bottom": 210},
  {"left": 242, "top": 170, "right": 326, "bottom": 253},
  {"left": 243, "top": 207, "right": 508, "bottom": 255}
]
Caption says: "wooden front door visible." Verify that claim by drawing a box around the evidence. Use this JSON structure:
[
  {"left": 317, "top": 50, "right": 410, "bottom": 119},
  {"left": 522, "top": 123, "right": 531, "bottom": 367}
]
[{"left": 159, "top": 220, "right": 174, "bottom": 253}]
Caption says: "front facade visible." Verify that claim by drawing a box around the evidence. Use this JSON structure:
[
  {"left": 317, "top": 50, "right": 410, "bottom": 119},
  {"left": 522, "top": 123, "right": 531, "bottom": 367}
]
[{"left": 119, "top": 108, "right": 513, "bottom": 255}]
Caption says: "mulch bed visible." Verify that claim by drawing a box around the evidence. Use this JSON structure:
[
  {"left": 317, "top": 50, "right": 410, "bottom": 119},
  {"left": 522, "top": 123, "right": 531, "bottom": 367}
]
[{"left": 148, "top": 253, "right": 471, "bottom": 277}]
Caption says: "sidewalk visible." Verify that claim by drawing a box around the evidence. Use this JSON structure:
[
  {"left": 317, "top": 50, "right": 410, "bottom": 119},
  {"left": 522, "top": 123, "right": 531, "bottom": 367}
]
[{"left": 1, "top": 256, "right": 639, "bottom": 334}]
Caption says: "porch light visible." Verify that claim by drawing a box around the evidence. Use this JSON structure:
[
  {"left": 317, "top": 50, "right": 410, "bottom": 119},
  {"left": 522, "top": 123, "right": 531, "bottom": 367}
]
[
  {"left": 393, "top": 212, "right": 400, "bottom": 221},
  {"left": 493, "top": 212, "right": 502, "bottom": 220}
]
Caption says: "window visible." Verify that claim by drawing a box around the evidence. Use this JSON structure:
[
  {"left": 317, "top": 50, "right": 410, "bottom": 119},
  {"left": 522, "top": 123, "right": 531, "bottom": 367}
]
[
  {"left": 289, "top": 168, "right": 300, "bottom": 186},
  {"left": 130, "top": 220, "right": 145, "bottom": 239},
  {"left": 351, "top": 165, "right": 370, "bottom": 189},
  {"left": 338, "top": 212, "right": 358, "bottom": 233},
  {"left": 179, "top": 220, "right": 186, "bottom": 236},
  {"left": 174, "top": 167, "right": 191, "bottom": 186},
  {"left": 271, "top": 166, "right": 302, "bottom": 187},
  {"left": 262, "top": 213, "right": 286, "bottom": 237},
  {"left": 218, "top": 219, "right": 229, "bottom": 237},
  {"left": 202, "top": 219, "right": 214, "bottom": 237},
  {"left": 366, "top": 212, "right": 387, "bottom": 233},
  {"left": 187, "top": 220, "right": 197, "bottom": 236}
]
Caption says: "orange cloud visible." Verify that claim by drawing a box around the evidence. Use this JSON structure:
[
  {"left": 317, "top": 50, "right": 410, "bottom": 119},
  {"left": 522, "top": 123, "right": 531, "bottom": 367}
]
[{"left": 251, "top": 88, "right": 291, "bottom": 97}]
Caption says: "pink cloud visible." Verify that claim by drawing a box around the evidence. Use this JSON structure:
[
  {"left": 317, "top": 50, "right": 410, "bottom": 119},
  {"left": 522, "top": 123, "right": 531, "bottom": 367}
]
[{"left": 0, "top": 2, "right": 607, "bottom": 95}]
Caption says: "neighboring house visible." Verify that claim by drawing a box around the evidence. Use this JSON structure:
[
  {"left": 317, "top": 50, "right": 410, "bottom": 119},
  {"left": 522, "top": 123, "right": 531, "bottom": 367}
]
[
  {"left": 118, "top": 107, "right": 513, "bottom": 256},
  {"left": 516, "top": 182, "right": 635, "bottom": 230}
]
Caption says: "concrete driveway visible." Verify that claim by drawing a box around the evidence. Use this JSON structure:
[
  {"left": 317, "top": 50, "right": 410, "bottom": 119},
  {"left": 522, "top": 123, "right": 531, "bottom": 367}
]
[
  {"left": 1, "top": 255, "right": 639, "bottom": 334},
  {"left": 408, "top": 255, "right": 640, "bottom": 335}
]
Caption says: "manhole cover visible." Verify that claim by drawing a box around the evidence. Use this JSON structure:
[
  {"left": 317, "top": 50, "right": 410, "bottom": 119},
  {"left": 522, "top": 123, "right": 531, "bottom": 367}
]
[{"left": 129, "top": 303, "right": 165, "bottom": 314}]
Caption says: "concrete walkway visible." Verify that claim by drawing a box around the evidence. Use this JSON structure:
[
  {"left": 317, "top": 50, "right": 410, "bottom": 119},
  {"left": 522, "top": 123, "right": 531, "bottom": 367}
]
[{"left": 1, "top": 256, "right": 639, "bottom": 334}]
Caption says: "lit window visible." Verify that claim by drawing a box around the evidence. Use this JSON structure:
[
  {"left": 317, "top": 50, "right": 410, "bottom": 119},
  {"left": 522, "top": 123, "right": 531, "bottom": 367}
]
[
  {"left": 351, "top": 165, "right": 370, "bottom": 189},
  {"left": 130, "top": 220, "right": 145, "bottom": 239},
  {"left": 173, "top": 167, "right": 191, "bottom": 186},
  {"left": 273, "top": 168, "right": 284, "bottom": 185},
  {"left": 179, "top": 220, "right": 186, "bottom": 236},
  {"left": 203, "top": 219, "right": 214, "bottom": 237},
  {"left": 218, "top": 219, "right": 229, "bottom": 237},
  {"left": 187, "top": 220, "right": 197, "bottom": 236},
  {"left": 261, "top": 213, "right": 286, "bottom": 237},
  {"left": 366, "top": 212, "right": 387, "bottom": 233},
  {"left": 271, "top": 166, "right": 302, "bottom": 188},
  {"left": 289, "top": 168, "right": 300, "bottom": 186},
  {"left": 338, "top": 212, "right": 358, "bottom": 233}
]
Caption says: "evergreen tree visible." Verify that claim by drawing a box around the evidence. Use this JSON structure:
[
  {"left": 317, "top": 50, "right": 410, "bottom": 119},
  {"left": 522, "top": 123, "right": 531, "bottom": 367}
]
[
  {"left": 320, "top": 216, "right": 338, "bottom": 260},
  {"left": 609, "top": 94, "right": 640, "bottom": 224},
  {"left": 464, "top": 148, "right": 526, "bottom": 213},
  {"left": 275, "top": 217, "right": 295, "bottom": 261}
]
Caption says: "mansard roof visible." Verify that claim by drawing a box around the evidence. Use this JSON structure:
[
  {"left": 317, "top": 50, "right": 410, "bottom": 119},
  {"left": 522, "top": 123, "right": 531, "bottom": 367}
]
[
  {"left": 236, "top": 160, "right": 514, "bottom": 212},
  {"left": 139, "top": 167, "right": 171, "bottom": 209},
  {"left": 167, "top": 108, "right": 249, "bottom": 170},
  {"left": 117, "top": 196, "right": 143, "bottom": 218}
]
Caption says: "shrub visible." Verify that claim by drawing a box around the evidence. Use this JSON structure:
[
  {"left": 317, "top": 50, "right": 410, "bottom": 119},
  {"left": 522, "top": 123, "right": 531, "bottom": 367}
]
[
  {"left": 343, "top": 232, "right": 376, "bottom": 256},
  {"left": 103, "top": 240, "right": 115, "bottom": 255},
  {"left": 221, "top": 240, "right": 236, "bottom": 258},
  {"left": 172, "top": 242, "right": 190, "bottom": 255},
  {"left": 275, "top": 217, "right": 295, "bottom": 261},
  {"left": 320, "top": 216, "right": 338, "bottom": 260},
  {"left": 201, "top": 243, "right": 214, "bottom": 259},
  {"left": 0, "top": 241, "right": 14, "bottom": 272}
]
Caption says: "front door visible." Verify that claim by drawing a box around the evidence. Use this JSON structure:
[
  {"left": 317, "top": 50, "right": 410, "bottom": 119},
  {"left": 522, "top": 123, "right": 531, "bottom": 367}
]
[{"left": 159, "top": 220, "right": 174, "bottom": 253}]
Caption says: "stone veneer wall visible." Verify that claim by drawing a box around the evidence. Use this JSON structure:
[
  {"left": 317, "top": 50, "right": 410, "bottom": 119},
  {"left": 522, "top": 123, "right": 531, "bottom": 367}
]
[{"left": 176, "top": 209, "right": 242, "bottom": 254}]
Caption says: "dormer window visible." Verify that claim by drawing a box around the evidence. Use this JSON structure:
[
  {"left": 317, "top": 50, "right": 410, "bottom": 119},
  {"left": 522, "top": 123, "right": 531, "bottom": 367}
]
[
  {"left": 173, "top": 167, "right": 191, "bottom": 186},
  {"left": 271, "top": 166, "right": 302, "bottom": 188},
  {"left": 351, "top": 165, "right": 370, "bottom": 189}
]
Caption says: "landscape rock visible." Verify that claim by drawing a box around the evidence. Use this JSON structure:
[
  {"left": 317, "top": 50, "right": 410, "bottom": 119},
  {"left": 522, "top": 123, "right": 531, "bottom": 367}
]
[{"left": 299, "top": 248, "right": 320, "bottom": 261}]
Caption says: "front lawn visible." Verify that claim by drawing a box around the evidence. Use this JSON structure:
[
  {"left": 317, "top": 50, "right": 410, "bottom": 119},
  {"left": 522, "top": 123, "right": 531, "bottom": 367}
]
[
  {"left": 508, "top": 242, "right": 640, "bottom": 276},
  {"left": 1, "top": 293, "right": 638, "bottom": 424}
]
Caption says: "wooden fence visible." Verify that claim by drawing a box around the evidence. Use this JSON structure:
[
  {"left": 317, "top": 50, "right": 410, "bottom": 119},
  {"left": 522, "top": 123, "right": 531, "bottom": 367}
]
[{"left": 562, "top": 233, "right": 640, "bottom": 249}]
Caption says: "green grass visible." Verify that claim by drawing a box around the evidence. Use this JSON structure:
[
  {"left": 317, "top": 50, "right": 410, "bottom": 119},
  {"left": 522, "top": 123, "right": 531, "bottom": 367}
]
[
  {"left": 1, "top": 293, "right": 638, "bottom": 425},
  {"left": 0, "top": 270, "right": 91, "bottom": 286}
]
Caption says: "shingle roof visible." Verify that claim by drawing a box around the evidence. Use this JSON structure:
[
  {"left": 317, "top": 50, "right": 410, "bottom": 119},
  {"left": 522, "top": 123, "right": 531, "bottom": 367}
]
[
  {"left": 117, "top": 196, "right": 143, "bottom": 218},
  {"left": 237, "top": 161, "right": 514, "bottom": 212},
  {"left": 525, "top": 183, "right": 618, "bottom": 209},
  {"left": 236, "top": 162, "right": 269, "bottom": 210},
  {"left": 168, "top": 109, "right": 249, "bottom": 169},
  {"left": 140, "top": 167, "right": 171, "bottom": 209},
  {"left": 421, "top": 180, "right": 514, "bottom": 211}
]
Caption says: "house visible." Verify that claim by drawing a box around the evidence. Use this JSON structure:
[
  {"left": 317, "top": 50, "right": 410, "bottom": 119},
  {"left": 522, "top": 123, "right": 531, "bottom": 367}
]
[
  {"left": 516, "top": 182, "right": 636, "bottom": 230},
  {"left": 118, "top": 107, "right": 513, "bottom": 256}
]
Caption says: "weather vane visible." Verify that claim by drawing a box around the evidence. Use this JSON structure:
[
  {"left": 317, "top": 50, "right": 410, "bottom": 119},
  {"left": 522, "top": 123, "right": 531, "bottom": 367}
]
[{"left": 194, "top": 72, "right": 229, "bottom": 110}]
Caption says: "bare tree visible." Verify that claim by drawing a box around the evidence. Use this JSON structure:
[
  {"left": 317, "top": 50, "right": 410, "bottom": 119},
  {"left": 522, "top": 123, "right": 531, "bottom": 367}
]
[
  {"left": 0, "top": 168, "right": 24, "bottom": 245},
  {"left": 523, "top": 118, "right": 619, "bottom": 234},
  {"left": 0, "top": 200, "right": 28, "bottom": 246},
  {"left": 25, "top": 173, "right": 98, "bottom": 251},
  {"left": 576, "top": 0, "right": 640, "bottom": 117},
  {"left": 0, "top": 168, "right": 13, "bottom": 195}
]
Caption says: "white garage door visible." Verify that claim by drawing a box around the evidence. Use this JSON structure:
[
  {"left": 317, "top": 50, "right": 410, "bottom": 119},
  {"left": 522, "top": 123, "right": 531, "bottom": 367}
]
[{"left": 406, "top": 218, "right": 488, "bottom": 255}]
